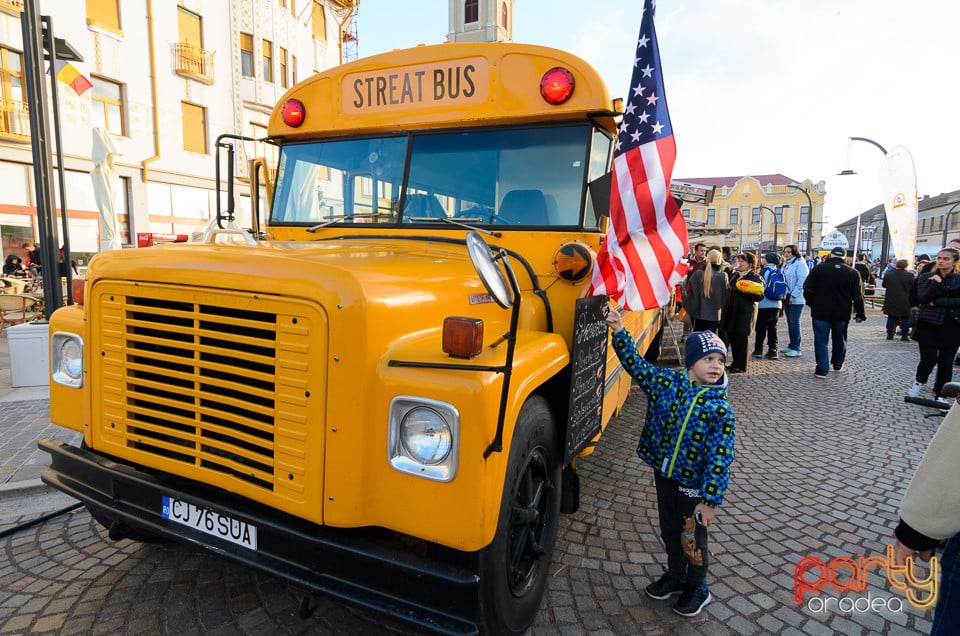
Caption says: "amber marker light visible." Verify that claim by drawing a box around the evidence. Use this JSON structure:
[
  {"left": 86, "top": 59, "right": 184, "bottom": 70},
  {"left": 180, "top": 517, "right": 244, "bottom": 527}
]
[
  {"left": 442, "top": 317, "right": 484, "bottom": 359},
  {"left": 281, "top": 98, "right": 305, "bottom": 127},
  {"left": 540, "top": 67, "right": 575, "bottom": 105}
]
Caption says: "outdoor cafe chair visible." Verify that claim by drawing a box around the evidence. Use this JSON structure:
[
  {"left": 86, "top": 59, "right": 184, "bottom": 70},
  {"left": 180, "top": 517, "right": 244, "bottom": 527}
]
[{"left": 0, "top": 293, "right": 40, "bottom": 331}]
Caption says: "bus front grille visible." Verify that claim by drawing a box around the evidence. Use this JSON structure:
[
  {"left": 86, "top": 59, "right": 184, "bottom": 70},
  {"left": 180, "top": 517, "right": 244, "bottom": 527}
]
[{"left": 92, "top": 283, "right": 322, "bottom": 506}]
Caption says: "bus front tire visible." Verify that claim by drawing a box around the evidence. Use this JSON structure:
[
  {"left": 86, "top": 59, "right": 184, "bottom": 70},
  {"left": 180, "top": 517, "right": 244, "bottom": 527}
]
[{"left": 477, "top": 396, "right": 561, "bottom": 634}]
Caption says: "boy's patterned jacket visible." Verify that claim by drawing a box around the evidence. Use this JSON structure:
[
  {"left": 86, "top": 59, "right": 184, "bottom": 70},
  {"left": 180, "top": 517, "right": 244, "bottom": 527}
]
[{"left": 612, "top": 329, "right": 736, "bottom": 507}]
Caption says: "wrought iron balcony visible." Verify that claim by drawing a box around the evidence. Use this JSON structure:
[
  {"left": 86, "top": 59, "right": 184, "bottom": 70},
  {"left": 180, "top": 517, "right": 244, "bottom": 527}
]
[
  {"left": 173, "top": 43, "right": 214, "bottom": 85},
  {"left": 0, "top": 97, "right": 30, "bottom": 141}
]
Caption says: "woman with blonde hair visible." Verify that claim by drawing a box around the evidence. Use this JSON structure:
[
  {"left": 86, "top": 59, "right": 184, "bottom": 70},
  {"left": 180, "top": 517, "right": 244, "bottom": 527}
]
[{"left": 683, "top": 249, "right": 729, "bottom": 334}]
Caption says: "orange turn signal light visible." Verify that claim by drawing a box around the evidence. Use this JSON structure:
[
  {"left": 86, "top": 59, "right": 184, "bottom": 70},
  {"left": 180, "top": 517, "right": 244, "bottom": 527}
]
[{"left": 442, "top": 317, "right": 484, "bottom": 359}]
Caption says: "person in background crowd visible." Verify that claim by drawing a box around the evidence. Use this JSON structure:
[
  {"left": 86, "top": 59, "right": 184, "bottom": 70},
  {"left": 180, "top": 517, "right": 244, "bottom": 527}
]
[
  {"left": 908, "top": 247, "right": 960, "bottom": 405},
  {"left": 881, "top": 256, "right": 897, "bottom": 280},
  {"left": 805, "top": 254, "right": 815, "bottom": 270},
  {"left": 3, "top": 253, "right": 28, "bottom": 278},
  {"left": 720, "top": 252, "right": 764, "bottom": 373},
  {"left": 721, "top": 246, "right": 733, "bottom": 265},
  {"left": 893, "top": 390, "right": 960, "bottom": 635},
  {"left": 854, "top": 253, "right": 875, "bottom": 288},
  {"left": 803, "top": 246, "right": 866, "bottom": 378},
  {"left": 882, "top": 259, "right": 915, "bottom": 341},
  {"left": 683, "top": 249, "right": 729, "bottom": 334},
  {"left": 780, "top": 244, "right": 808, "bottom": 357},
  {"left": 752, "top": 253, "right": 782, "bottom": 360},
  {"left": 690, "top": 243, "right": 708, "bottom": 272},
  {"left": 22, "top": 241, "right": 40, "bottom": 276},
  {"left": 916, "top": 254, "right": 933, "bottom": 275}
]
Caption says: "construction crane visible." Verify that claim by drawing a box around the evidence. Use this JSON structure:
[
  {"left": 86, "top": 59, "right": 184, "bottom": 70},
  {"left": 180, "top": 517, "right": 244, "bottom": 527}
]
[{"left": 329, "top": 0, "right": 359, "bottom": 64}]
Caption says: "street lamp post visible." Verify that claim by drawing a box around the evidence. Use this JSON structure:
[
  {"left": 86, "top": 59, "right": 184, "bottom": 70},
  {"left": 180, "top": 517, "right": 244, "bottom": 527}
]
[
  {"left": 838, "top": 136, "right": 892, "bottom": 266},
  {"left": 758, "top": 204, "right": 781, "bottom": 254},
  {"left": 787, "top": 184, "right": 814, "bottom": 256},
  {"left": 944, "top": 202, "right": 960, "bottom": 249}
]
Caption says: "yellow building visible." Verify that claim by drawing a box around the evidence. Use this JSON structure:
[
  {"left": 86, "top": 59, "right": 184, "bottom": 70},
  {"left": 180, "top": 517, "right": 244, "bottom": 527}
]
[{"left": 674, "top": 174, "right": 826, "bottom": 256}]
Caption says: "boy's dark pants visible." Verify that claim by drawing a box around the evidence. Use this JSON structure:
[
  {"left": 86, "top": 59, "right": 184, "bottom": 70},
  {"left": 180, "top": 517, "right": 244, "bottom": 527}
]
[{"left": 655, "top": 472, "right": 709, "bottom": 586}]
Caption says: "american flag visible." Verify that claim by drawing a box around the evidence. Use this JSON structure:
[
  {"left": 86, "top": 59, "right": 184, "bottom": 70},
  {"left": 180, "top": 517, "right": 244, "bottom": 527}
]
[{"left": 588, "top": 0, "right": 689, "bottom": 311}]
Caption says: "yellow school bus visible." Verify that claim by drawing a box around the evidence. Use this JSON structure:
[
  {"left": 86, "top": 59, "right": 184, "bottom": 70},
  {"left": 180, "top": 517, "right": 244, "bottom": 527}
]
[{"left": 41, "top": 42, "right": 664, "bottom": 634}]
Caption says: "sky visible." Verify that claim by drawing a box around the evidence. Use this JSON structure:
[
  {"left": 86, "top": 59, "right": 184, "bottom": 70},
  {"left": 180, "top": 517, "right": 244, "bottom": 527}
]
[{"left": 354, "top": 0, "right": 960, "bottom": 230}]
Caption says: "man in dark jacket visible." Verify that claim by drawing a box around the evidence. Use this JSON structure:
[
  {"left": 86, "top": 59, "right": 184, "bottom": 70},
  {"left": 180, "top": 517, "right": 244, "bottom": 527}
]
[
  {"left": 882, "top": 259, "right": 915, "bottom": 340},
  {"left": 803, "top": 246, "right": 866, "bottom": 378}
]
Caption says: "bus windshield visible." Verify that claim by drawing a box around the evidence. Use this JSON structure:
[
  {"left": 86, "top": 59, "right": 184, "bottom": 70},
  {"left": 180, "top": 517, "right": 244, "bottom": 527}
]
[{"left": 270, "top": 123, "right": 611, "bottom": 229}]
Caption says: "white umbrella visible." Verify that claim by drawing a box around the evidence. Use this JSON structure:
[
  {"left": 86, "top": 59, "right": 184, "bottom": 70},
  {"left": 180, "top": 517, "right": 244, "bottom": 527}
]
[{"left": 91, "top": 127, "right": 122, "bottom": 252}]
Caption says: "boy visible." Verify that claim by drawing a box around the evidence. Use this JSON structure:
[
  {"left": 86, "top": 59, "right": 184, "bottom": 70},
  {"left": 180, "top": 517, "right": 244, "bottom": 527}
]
[{"left": 605, "top": 306, "right": 736, "bottom": 616}]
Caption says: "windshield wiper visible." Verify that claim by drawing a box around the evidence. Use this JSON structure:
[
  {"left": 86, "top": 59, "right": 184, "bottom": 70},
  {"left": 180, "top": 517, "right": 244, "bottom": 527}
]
[
  {"left": 405, "top": 215, "right": 501, "bottom": 238},
  {"left": 306, "top": 213, "right": 391, "bottom": 232}
]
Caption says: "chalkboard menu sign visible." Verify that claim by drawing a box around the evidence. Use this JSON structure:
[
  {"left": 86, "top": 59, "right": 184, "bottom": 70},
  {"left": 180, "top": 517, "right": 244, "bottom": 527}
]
[{"left": 564, "top": 296, "right": 609, "bottom": 464}]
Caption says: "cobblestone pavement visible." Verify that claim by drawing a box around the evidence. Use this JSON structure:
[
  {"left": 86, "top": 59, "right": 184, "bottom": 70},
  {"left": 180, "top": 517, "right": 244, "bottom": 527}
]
[{"left": 0, "top": 308, "right": 950, "bottom": 635}]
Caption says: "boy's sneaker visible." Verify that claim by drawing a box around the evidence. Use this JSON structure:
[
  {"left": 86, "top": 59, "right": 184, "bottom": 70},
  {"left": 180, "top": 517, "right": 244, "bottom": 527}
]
[
  {"left": 814, "top": 370, "right": 828, "bottom": 378},
  {"left": 646, "top": 572, "right": 685, "bottom": 600},
  {"left": 751, "top": 349, "right": 763, "bottom": 358},
  {"left": 934, "top": 396, "right": 950, "bottom": 408},
  {"left": 765, "top": 349, "right": 779, "bottom": 360},
  {"left": 673, "top": 582, "right": 711, "bottom": 616},
  {"left": 908, "top": 381, "right": 924, "bottom": 398},
  {"left": 783, "top": 349, "right": 802, "bottom": 357}
]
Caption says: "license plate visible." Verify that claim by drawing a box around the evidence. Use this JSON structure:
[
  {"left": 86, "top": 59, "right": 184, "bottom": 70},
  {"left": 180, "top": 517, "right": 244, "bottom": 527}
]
[{"left": 161, "top": 496, "right": 258, "bottom": 550}]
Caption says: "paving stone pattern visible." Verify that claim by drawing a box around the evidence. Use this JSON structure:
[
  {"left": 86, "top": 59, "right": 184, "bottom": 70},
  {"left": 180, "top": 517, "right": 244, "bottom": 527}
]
[{"left": 0, "top": 308, "right": 947, "bottom": 634}]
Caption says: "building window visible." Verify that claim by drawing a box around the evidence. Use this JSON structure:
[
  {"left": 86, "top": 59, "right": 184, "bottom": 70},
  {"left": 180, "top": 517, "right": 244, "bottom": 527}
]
[
  {"left": 799, "top": 205, "right": 809, "bottom": 224},
  {"left": 774, "top": 206, "right": 784, "bottom": 223},
  {"left": 181, "top": 101, "right": 207, "bottom": 154},
  {"left": 240, "top": 32, "right": 254, "bottom": 77},
  {"left": 312, "top": 2, "right": 327, "bottom": 42},
  {"left": 682, "top": 208, "right": 690, "bottom": 218},
  {"left": 262, "top": 39, "right": 273, "bottom": 83},
  {"left": 706, "top": 208, "right": 716, "bottom": 225},
  {"left": 465, "top": 0, "right": 478, "bottom": 23},
  {"left": 85, "top": 0, "right": 121, "bottom": 33},
  {"left": 501, "top": 2, "right": 508, "bottom": 28},
  {"left": 920, "top": 218, "right": 927, "bottom": 233},
  {"left": 292, "top": 55, "right": 297, "bottom": 84},
  {"left": 91, "top": 76, "right": 124, "bottom": 136},
  {"left": 729, "top": 207, "right": 738, "bottom": 225},
  {"left": 751, "top": 207, "right": 760, "bottom": 225},
  {"left": 279, "top": 47, "right": 288, "bottom": 88},
  {"left": 0, "top": 47, "right": 25, "bottom": 138}
]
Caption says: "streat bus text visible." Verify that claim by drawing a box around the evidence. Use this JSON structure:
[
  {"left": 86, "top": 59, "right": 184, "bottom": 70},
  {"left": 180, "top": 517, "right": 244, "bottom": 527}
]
[{"left": 40, "top": 42, "right": 666, "bottom": 635}]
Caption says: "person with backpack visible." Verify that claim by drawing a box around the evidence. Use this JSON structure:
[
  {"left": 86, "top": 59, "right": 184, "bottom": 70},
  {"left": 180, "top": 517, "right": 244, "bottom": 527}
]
[{"left": 752, "top": 253, "right": 786, "bottom": 360}]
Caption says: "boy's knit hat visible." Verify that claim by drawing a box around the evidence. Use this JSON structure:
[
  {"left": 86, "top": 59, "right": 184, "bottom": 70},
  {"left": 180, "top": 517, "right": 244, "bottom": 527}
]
[
  {"left": 684, "top": 331, "right": 727, "bottom": 368},
  {"left": 764, "top": 252, "right": 781, "bottom": 266}
]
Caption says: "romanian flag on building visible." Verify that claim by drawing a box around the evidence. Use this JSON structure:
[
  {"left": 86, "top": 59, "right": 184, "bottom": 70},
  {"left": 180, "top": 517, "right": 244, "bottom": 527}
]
[
  {"left": 55, "top": 60, "right": 93, "bottom": 96},
  {"left": 588, "top": 0, "right": 689, "bottom": 311}
]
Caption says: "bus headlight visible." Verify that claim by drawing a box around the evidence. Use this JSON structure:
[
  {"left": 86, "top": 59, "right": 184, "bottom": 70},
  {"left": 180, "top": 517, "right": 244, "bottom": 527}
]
[
  {"left": 388, "top": 397, "right": 459, "bottom": 482},
  {"left": 51, "top": 332, "right": 84, "bottom": 388}
]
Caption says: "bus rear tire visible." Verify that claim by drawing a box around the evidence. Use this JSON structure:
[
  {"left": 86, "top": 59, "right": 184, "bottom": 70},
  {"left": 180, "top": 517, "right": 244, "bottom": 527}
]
[{"left": 477, "top": 395, "right": 560, "bottom": 634}]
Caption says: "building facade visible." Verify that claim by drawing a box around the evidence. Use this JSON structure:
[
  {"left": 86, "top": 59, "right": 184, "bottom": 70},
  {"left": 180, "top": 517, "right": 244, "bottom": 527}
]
[
  {"left": 448, "top": 0, "right": 513, "bottom": 43},
  {"left": 833, "top": 189, "right": 960, "bottom": 261},
  {"left": 673, "top": 174, "right": 826, "bottom": 256},
  {"left": 0, "top": 0, "right": 353, "bottom": 270}
]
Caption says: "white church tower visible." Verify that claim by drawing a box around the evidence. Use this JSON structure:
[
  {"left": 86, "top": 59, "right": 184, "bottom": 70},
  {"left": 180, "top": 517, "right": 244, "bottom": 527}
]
[{"left": 448, "top": 0, "right": 514, "bottom": 43}]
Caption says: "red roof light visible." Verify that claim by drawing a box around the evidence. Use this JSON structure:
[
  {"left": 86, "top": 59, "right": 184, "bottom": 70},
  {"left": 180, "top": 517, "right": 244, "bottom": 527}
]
[
  {"left": 282, "top": 98, "right": 305, "bottom": 127},
  {"left": 540, "top": 67, "right": 575, "bottom": 105}
]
